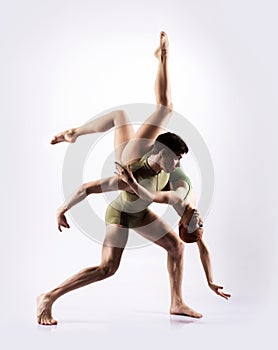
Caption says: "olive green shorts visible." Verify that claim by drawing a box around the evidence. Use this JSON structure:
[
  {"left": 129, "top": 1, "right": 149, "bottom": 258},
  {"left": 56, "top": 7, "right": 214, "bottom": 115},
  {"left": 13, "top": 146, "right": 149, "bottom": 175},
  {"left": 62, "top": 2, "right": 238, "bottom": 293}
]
[{"left": 105, "top": 204, "right": 150, "bottom": 228}]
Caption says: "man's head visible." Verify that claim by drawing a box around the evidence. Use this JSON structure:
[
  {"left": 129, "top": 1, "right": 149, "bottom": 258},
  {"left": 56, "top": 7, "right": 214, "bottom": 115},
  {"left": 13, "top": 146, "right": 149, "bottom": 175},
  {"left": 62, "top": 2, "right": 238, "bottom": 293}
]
[
  {"left": 151, "top": 132, "right": 189, "bottom": 172},
  {"left": 152, "top": 132, "right": 189, "bottom": 155}
]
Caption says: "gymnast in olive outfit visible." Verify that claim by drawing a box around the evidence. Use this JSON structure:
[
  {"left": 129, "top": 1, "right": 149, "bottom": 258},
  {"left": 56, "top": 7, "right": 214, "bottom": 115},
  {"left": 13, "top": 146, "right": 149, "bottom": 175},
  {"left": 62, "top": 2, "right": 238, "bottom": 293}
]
[{"left": 37, "top": 32, "right": 230, "bottom": 326}]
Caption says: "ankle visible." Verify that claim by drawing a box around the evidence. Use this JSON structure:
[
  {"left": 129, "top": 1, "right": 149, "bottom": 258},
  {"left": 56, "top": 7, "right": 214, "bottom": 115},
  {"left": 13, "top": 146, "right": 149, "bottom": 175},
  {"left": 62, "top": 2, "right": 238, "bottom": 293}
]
[{"left": 171, "top": 297, "right": 184, "bottom": 308}]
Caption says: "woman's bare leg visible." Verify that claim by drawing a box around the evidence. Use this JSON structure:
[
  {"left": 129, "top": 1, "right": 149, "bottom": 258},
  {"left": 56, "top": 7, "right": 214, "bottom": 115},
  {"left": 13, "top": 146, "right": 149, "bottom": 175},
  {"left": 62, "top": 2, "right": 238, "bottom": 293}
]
[
  {"left": 37, "top": 225, "right": 129, "bottom": 325},
  {"left": 51, "top": 31, "right": 172, "bottom": 163},
  {"left": 51, "top": 110, "right": 135, "bottom": 163},
  {"left": 154, "top": 31, "right": 172, "bottom": 108},
  {"left": 121, "top": 31, "right": 173, "bottom": 164},
  {"left": 134, "top": 211, "right": 202, "bottom": 318}
]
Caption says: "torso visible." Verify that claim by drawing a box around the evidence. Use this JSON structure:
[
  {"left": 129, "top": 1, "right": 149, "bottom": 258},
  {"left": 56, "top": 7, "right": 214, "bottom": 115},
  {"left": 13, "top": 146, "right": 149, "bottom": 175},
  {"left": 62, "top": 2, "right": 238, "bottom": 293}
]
[{"left": 105, "top": 156, "right": 169, "bottom": 228}]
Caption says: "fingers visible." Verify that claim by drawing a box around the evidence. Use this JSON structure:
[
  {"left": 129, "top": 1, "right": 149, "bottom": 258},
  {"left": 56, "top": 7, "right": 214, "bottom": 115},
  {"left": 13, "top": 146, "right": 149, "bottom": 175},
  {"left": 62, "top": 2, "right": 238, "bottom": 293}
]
[
  {"left": 217, "top": 287, "right": 231, "bottom": 300},
  {"left": 210, "top": 283, "right": 231, "bottom": 300},
  {"left": 219, "top": 292, "right": 231, "bottom": 300},
  {"left": 189, "top": 210, "right": 204, "bottom": 229},
  {"left": 114, "top": 162, "right": 125, "bottom": 175},
  {"left": 57, "top": 220, "right": 70, "bottom": 232},
  {"left": 114, "top": 161, "right": 124, "bottom": 169},
  {"left": 188, "top": 210, "right": 203, "bottom": 232},
  {"left": 50, "top": 132, "right": 64, "bottom": 145},
  {"left": 198, "top": 216, "right": 204, "bottom": 227}
]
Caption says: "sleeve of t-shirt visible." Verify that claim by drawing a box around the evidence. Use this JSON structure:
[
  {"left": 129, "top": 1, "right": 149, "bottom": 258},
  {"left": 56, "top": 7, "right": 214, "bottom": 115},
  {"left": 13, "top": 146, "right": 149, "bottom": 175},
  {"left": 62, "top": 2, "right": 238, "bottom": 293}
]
[{"left": 169, "top": 167, "right": 192, "bottom": 188}]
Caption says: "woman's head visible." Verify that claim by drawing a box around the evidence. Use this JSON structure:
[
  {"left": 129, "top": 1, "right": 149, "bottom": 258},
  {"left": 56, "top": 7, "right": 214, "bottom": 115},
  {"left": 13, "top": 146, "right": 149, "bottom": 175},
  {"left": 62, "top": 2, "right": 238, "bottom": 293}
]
[
  {"left": 178, "top": 206, "right": 203, "bottom": 243},
  {"left": 179, "top": 224, "right": 203, "bottom": 243}
]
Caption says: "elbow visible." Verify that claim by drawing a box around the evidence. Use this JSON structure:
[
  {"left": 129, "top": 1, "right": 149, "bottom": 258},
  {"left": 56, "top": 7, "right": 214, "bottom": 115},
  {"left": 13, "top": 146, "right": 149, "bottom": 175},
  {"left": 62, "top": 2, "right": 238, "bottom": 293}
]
[
  {"left": 79, "top": 183, "right": 89, "bottom": 196},
  {"left": 172, "top": 196, "right": 183, "bottom": 206}
]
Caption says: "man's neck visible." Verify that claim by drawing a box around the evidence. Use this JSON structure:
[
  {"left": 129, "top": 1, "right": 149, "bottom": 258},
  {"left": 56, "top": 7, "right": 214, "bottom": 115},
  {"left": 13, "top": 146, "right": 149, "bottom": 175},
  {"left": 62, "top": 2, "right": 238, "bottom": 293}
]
[{"left": 147, "top": 154, "right": 162, "bottom": 173}]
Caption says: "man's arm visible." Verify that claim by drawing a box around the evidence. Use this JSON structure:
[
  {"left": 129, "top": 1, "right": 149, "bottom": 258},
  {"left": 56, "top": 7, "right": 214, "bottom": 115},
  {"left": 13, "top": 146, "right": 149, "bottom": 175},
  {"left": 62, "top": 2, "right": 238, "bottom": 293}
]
[
  {"left": 197, "top": 238, "right": 231, "bottom": 300},
  {"left": 57, "top": 176, "right": 129, "bottom": 232},
  {"left": 115, "top": 163, "right": 188, "bottom": 205}
]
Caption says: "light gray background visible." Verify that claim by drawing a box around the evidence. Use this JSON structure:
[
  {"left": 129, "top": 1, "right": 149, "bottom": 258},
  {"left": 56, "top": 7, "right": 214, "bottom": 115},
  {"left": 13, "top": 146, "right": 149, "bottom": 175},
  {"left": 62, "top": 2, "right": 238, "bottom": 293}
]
[{"left": 1, "top": 0, "right": 278, "bottom": 349}]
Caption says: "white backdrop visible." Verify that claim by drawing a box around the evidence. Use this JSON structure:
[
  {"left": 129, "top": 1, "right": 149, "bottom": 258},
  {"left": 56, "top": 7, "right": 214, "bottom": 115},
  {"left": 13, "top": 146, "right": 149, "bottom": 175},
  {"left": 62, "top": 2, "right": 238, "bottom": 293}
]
[{"left": 1, "top": 0, "right": 278, "bottom": 349}]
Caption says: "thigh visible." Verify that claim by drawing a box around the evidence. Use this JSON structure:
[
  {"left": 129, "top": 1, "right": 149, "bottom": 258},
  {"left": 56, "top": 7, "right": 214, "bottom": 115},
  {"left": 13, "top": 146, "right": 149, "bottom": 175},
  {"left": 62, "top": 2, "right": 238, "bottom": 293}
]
[
  {"left": 134, "top": 105, "right": 172, "bottom": 141},
  {"left": 133, "top": 210, "right": 181, "bottom": 252},
  {"left": 101, "top": 224, "right": 129, "bottom": 264},
  {"left": 121, "top": 105, "right": 172, "bottom": 164},
  {"left": 113, "top": 111, "right": 135, "bottom": 163}
]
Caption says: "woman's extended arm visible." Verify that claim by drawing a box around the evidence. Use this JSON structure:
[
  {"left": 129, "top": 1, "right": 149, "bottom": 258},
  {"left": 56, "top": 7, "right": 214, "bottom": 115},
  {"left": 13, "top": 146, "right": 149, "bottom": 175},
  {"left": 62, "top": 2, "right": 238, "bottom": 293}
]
[
  {"left": 197, "top": 238, "right": 231, "bottom": 300},
  {"left": 56, "top": 176, "right": 129, "bottom": 232}
]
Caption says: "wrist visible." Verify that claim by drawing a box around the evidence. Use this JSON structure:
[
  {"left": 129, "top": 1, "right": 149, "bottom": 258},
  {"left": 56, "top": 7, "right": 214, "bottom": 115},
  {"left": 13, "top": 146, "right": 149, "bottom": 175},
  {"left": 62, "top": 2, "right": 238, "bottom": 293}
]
[
  {"left": 73, "top": 127, "right": 80, "bottom": 138},
  {"left": 57, "top": 206, "right": 67, "bottom": 216},
  {"left": 128, "top": 177, "right": 136, "bottom": 185}
]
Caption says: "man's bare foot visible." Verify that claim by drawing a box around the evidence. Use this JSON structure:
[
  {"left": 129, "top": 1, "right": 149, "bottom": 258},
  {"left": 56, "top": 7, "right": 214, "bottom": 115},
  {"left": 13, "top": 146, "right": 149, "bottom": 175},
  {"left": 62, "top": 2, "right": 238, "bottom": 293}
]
[
  {"left": 154, "top": 31, "right": 169, "bottom": 60},
  {"left": 50, "top": 128, "right": 77, "bottom": 145},
  {"left": 37, "top": 294, "right": 58, "bottom": 325},
  {"left": 170, "top": 304, "right": 203, "bottom": 318}
]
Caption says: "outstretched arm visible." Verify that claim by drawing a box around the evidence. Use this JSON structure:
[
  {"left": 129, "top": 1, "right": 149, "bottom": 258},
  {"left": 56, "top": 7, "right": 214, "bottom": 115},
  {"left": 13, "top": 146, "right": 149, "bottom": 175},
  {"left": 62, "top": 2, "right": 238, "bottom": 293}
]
[
  {"left": 57, "top": 176, "right": 129, "bottom": 231},
  {"left": 197, "top": 238, "right": 231, "bottom": 300}
]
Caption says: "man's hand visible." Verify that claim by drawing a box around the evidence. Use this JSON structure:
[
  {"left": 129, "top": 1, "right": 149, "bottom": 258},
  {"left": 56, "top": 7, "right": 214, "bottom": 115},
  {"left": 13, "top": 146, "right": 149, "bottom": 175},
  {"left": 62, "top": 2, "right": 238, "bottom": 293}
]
[
  {"left": 187, "top": 209, "right": 204, "bottom": 233},
  {"left": 209, "top": 282, "right": 231, "bottom": 300},
  {"left": 57, "top": 211, "right": 70, "bottom": 232}
]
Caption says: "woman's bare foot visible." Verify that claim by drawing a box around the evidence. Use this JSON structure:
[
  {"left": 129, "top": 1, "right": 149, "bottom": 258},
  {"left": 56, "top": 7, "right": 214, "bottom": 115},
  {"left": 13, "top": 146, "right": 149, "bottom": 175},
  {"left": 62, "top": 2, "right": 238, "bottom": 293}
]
[
  {"left": 170, "top": 303, "right": 203, "bottom": 318},
  {"left": 50, "top": 128, "right": 78, "bottom": 145},
  {"left": 154, "top": 31, "right": 169, "bottom": 60},
  {"left": 37, "top": 294, "right": 58, "bottom": 325}
]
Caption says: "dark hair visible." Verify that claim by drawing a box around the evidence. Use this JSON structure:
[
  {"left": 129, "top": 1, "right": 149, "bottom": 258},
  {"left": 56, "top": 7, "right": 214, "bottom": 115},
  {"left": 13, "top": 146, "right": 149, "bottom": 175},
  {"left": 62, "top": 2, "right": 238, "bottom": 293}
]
[{"left": 152, "top": 132, "right": 189, "bottom": 156}]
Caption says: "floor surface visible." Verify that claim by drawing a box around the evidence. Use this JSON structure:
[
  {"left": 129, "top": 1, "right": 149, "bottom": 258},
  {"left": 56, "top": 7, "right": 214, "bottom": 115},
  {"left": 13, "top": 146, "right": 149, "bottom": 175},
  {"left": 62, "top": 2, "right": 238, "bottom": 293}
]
[{"left": 1, "top": 295, "right": 274, "bottom": 350}]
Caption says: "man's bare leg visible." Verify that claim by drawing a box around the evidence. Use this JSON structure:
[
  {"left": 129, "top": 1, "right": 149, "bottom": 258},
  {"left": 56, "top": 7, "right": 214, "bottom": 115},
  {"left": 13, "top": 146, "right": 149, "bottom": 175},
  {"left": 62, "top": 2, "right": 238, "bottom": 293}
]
[
  {"left": 37, "top": 225, "right": 128, "bottom": 325},
  {"left": 134, "top": 211, "right": 203, "bottom": 318}
]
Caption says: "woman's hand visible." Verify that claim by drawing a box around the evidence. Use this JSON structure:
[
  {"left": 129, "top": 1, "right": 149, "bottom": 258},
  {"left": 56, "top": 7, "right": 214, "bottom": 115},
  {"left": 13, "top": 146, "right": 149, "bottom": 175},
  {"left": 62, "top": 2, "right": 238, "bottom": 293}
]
[
  {"left": 114, "top": 162, "right": 136, "bottom": 185},
  {"left": 57, "top": 211, "right": 70, "bottom": 232},
  {"left": 208, "top": 282, "right": 231, "bottom": 300},
  {"left": 180, "top": 206, "right": 204, "bottom": 233},
  {"left": 188, "top": 210, "right": 204, "bottom": 233}
]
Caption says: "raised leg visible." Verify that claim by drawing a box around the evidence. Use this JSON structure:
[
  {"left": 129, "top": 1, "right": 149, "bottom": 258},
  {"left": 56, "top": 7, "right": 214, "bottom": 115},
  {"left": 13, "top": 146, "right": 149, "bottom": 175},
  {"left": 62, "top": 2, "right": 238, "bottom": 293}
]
[
  {"left": 51, "top": 32, "right": 173, "bottom": 164},
  {"left": 154, "top": 31, "right": 172, "bottom": 108},
  {"left": 51, "top": 110, "right": 135, "bottom": 163},
  {"left": 37, "top": 225, "right": 129, "bottom": 325},
  {"left": 121, "top": 31, "right": 173, "bottom": 164},
  {"left": 133, "top": 211, "right": 202, "bottom": 318}
]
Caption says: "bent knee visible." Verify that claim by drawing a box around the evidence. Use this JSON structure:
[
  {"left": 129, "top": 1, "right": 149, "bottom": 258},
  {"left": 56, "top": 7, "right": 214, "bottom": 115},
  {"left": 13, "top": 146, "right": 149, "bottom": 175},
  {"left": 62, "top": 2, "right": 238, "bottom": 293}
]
[
  {"left": 157, "top": 103, "right": 173, "bottom": 114},
  {"left": 99, "top": 261, "right": 120, "bottom": 277},
  {"left": 114, "top": 110, "right": 129, "bottom": 125},
  {"left": 168, "top": 239, "right": 184, "bottom": 257}
]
